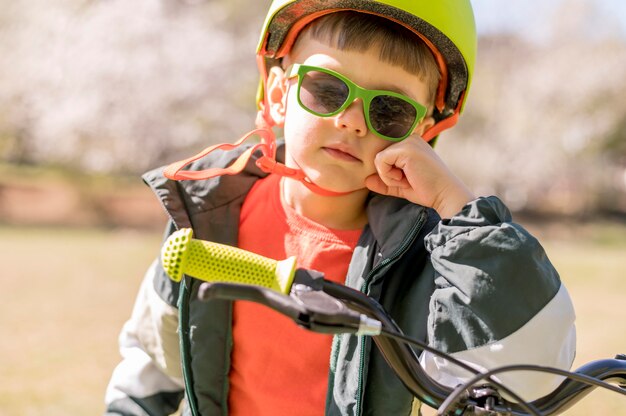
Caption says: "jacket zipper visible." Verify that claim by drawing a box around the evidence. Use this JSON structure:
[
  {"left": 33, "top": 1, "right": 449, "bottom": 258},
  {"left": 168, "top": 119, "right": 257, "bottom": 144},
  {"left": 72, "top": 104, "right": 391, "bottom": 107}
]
[
  {"left": 354, "top": 211, "right": 426, "bottom": 416},
  {"left": 179, "top": 279, "right": 200, "bottom": 416}
]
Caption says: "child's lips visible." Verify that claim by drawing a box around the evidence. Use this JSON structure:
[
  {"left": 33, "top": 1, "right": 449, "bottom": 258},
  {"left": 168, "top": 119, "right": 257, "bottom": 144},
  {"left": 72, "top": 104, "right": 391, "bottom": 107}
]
[{"left": 323, "top": 145, "right": 361, "bottom": 162}]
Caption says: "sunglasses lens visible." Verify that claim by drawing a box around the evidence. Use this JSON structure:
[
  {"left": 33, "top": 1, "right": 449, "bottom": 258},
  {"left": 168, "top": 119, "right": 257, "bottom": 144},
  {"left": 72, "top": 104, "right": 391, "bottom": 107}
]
[
  {"left": 299, "top": 70, "right": 349, "bottom": 115},
  {"left": 369, "top": 95, "right": 417, "bottom": 139}
]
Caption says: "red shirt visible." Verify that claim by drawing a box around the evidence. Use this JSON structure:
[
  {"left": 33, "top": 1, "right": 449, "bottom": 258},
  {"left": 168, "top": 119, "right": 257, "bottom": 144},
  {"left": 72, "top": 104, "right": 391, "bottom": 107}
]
[{"left": 228, "top": 174, "right": 362, "bottom": 416}]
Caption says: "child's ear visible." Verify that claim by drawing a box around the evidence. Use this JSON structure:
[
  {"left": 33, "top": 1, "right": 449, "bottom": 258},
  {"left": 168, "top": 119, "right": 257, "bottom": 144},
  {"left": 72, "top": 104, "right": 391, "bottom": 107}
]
[
  {"left": 266, "top": 66, "right": 288, "bottom": 127},
  {"left": 415, "top": 116, "right": 436, "bottom": 137}
]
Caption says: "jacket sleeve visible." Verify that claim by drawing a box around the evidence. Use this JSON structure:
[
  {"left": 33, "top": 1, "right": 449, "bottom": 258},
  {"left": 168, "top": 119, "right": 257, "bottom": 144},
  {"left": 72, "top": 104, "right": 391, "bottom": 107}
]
[
  {"left": 104, "top": 259, "right": 185, "bottom": 415},
  {"left": 420, "top": 196, "right": 576, "bottom": 401}
]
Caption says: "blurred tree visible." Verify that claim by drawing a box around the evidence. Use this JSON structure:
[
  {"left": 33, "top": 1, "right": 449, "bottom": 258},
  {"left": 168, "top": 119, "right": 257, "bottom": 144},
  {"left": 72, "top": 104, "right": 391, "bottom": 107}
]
[
  {"left": 0, "top": 0, "right": 266, "bottom": 173},
  {"left": 439, "top": 0, "right": 626, "bottom": 215}
]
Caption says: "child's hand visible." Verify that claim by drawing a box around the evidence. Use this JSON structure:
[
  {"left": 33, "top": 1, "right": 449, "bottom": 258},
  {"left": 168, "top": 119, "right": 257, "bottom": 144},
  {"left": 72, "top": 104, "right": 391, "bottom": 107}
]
[{"left": 365, "top": 137, "right": 475, "bottom": 219}]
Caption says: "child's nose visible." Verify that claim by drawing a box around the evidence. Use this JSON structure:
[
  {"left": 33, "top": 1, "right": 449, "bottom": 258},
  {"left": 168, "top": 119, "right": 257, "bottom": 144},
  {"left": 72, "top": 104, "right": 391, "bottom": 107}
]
[{"left": 334, "top": 99, "right": 368, "bottom": 137}]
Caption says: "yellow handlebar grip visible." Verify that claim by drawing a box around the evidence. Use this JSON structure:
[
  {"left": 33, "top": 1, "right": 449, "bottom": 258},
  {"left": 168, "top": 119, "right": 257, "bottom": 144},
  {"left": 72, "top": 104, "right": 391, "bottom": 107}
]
[{"left": 160, "top": 228, "right": 297, "bottom": 295}]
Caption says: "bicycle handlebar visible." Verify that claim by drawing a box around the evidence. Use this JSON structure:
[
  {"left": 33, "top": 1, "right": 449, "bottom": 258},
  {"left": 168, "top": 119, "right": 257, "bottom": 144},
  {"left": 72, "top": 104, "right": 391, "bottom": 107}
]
[
  {"left": 160, "top": 227, "right": 297, "bottom": 292},
  {"left": 161, "top": 228, "right": 626, "bottom": 416}
]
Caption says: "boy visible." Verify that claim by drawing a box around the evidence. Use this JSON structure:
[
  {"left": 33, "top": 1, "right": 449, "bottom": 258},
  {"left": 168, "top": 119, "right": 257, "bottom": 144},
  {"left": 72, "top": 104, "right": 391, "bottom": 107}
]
[{"left": 105, "top": 1, "right": 576, "bottom": 415}]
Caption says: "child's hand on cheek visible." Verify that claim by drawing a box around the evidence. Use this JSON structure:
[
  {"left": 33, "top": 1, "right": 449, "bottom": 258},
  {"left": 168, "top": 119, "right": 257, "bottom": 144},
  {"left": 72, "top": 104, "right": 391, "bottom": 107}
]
[{"left": 364, "top": 138, "right": 475, "bottom": 219}]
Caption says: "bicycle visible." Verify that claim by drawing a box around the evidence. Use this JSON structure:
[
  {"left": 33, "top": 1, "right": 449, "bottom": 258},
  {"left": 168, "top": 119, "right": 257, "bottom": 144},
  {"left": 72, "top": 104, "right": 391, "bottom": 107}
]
[{"left": 160, "top": 228, "right": 626, "bottom": 416}]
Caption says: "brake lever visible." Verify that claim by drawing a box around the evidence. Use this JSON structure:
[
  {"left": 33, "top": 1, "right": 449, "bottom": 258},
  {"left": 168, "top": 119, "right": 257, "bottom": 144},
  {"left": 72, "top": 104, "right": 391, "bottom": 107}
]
[
  {"left": 291, "top": 268, "right": 381, "bottom": 334},
  {"left": 197, "top": 279, "right": 381, "bottom": 336},
  {"left": 290, "top": 284, "right": 381, "bottom": 335},
  {"left": 198, "top": 282, "right": 308, "bottom": 323}
]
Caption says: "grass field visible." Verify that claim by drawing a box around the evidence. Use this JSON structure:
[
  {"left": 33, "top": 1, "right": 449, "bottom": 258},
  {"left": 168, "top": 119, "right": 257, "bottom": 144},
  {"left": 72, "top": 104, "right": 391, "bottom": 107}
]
[{"left": 0, "top": 222, "right": 624, "bottom": 415}]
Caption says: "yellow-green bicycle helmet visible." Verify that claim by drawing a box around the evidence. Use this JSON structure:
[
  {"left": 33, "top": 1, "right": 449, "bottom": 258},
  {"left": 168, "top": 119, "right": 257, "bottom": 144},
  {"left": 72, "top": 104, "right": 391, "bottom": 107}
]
[{"left": 255, "top": 0, "right": 477, "bottom": 140}]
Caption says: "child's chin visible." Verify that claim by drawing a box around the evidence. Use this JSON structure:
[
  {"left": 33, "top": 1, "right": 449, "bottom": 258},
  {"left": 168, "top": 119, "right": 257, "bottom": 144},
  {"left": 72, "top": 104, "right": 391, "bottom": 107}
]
[{"left": 297, "top": 166, "right": 365, "bottom": 194}]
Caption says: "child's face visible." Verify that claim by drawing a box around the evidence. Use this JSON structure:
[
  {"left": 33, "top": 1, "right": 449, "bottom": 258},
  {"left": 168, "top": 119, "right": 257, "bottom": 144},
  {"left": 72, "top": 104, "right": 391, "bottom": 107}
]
[{"left": 267, "top": 36, "right": 434, "bottom": 194}]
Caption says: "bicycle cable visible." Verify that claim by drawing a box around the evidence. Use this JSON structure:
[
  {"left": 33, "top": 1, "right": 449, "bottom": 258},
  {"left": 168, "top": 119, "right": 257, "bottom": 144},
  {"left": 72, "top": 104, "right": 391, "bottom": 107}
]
[
  {"left": 380, "top": 328, "right": 542, "bottom": 416},
  {"left": 439, "top": 363, "right": 626, "bottom": 415},
  {"left": 382, "top": 328, "right": 626, "bottom": 416}
]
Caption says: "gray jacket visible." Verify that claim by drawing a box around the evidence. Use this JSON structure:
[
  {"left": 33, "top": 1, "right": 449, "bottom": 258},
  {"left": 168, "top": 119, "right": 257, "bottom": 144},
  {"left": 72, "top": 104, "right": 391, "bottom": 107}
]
[{"left": 108, "top": 143, "right": 575, "bottom": 416}]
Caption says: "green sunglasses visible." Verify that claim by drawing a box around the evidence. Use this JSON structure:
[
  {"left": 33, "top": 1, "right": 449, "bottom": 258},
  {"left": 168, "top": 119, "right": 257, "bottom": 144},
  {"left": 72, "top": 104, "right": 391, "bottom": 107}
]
[{"left": 286, "top": 64, "right": 428, "bottom": 142}]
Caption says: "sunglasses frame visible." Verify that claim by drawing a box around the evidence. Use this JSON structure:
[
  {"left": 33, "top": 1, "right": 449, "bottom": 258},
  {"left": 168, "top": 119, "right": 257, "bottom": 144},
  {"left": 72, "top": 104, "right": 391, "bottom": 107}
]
[{"left": 286, "top": 64, "right": 427, "bottom": 142}]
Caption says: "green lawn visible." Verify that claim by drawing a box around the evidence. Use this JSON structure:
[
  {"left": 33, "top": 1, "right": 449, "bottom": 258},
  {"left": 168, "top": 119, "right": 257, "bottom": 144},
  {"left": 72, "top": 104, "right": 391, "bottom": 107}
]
[{"left": 0, "top": 223, "right": 624, "bottom": 415}]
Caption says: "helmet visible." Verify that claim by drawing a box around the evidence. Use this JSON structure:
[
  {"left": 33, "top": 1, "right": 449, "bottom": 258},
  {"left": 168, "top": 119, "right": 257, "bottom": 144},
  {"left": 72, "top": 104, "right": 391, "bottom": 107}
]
[{"left": 255, "top": 0, "right": 477, "bottom": 140}]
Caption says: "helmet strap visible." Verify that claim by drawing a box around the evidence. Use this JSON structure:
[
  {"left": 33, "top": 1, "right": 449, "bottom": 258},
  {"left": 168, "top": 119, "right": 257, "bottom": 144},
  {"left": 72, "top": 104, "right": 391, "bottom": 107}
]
[
  {"left": 422, "top": 112, "right": 459, "bottom": 142},
  {"left": 164, "top": 108, "right": 352, "bottom": 197},
  {"left": 422, "top": 91, "right": 466, "bottom": 142}
]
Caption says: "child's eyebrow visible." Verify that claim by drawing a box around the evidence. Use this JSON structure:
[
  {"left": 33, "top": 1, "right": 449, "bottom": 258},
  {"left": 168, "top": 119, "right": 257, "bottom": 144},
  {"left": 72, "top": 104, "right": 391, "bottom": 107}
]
[{"left": 376, "top": 83, "right": 411, "bottom": 95}]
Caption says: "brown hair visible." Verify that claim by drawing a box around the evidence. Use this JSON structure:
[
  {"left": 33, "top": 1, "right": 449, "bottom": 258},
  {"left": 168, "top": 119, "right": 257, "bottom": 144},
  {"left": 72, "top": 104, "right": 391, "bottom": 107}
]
[{"left": 294, "top": 11, "right": 441, "bottom": 105}]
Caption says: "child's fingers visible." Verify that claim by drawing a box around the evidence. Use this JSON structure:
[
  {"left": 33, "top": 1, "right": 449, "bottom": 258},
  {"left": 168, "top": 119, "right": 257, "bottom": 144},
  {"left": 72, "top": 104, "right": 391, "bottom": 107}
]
[
  {"left": 385, "top": 166, "right": 404, "bottom": 182},
  {"left": 365, "top": 174, "right": 398, "bottom": 196},
  {"left": 377, "top": 165, "right": 409, "bottom": 188},
  {"left": 365, "top": 174, "right": 409, "bottom": 197},
  {"left": 374, "top": 149, "right": 408, "bottom": 185},
  {"left": 364, "top": 174, "right": 386, "bottom": 194}
]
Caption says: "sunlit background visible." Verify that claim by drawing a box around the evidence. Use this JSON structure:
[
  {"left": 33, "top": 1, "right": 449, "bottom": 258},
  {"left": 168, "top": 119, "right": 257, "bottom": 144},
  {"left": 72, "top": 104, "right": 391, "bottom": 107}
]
[
  {"left": 1, "top": 1, "right": 625, "bottom": 414},
  {"left": 1, "top": 0, "right": 625, "bottom": 217}
]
